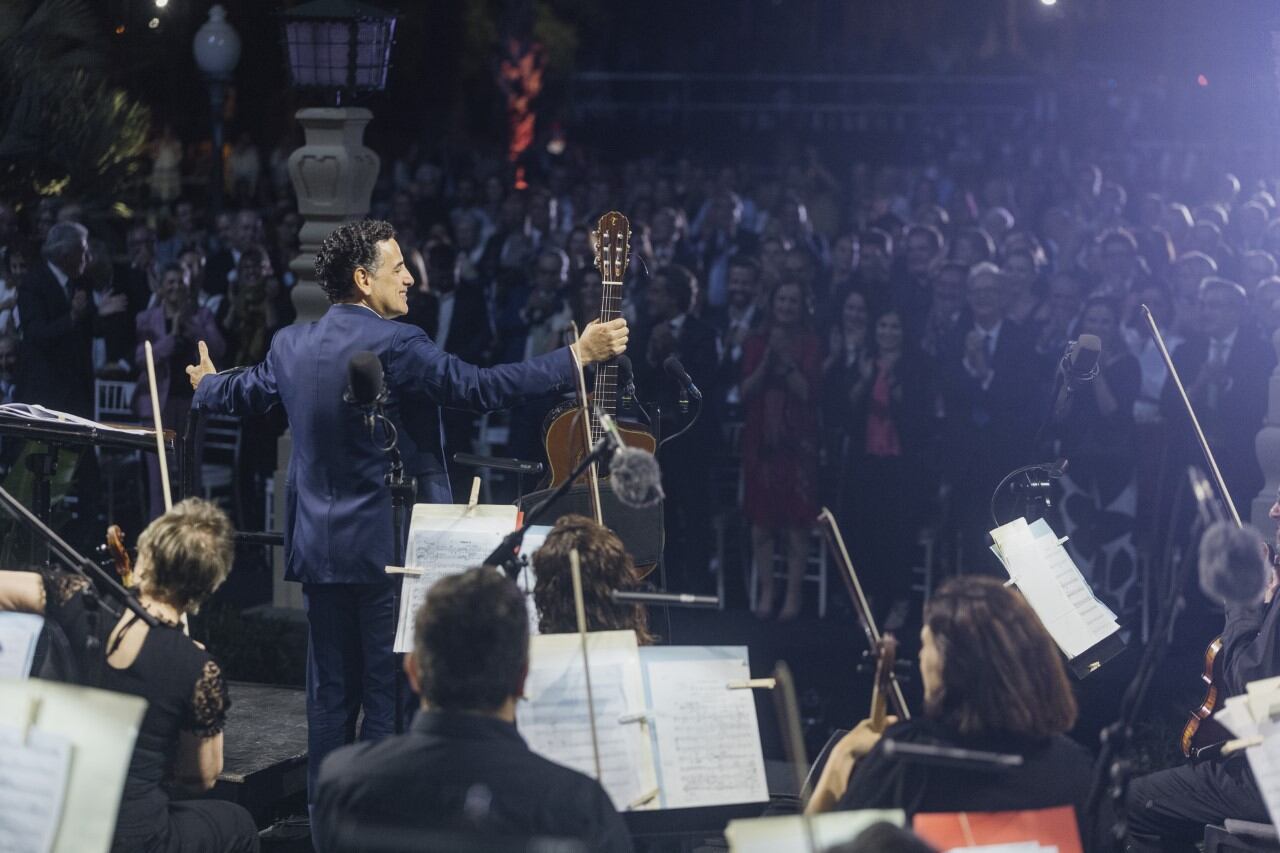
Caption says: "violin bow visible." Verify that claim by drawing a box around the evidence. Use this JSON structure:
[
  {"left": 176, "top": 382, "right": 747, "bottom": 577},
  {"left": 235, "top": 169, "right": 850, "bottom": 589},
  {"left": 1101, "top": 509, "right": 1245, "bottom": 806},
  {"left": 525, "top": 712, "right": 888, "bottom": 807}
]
[{"left": 1140, "top": 304, "right": 1242, "bottom": 527}]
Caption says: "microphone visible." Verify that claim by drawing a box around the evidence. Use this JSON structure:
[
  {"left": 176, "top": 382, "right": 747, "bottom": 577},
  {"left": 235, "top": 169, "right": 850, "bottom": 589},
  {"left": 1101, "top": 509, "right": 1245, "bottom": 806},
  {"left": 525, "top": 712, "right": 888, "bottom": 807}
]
[
  {"left": 1051, "top": 334, "right": 1101, "bottom": 420},
  {"left": 1198, "top": 519, "right": 1269, "bottom": 606},
  {"left": 345, "top": 350, "right": 387, "bottom": 430},
  {"left": 663, "top": 355, "right": 702, "bottom": 402},
  {"left": 597, "top": 410, "right": 663, "bottom": 508}
]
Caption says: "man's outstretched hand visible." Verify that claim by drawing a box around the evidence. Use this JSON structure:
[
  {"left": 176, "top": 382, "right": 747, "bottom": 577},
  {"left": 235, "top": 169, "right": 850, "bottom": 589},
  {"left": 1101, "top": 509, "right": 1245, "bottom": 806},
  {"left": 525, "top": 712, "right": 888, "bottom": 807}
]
[
  {"left": 572, "top": 318, "right": 629, "bottom": 365},
  {"left": 185, "top": 340, "right": 217, "bottom": 390}
]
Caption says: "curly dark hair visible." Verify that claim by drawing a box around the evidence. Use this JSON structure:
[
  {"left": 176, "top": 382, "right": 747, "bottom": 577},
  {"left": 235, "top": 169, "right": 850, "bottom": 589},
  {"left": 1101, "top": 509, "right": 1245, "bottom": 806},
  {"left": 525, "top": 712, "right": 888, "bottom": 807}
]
[
  {"left": 532, "top": 514, "right": 655, "bottom": 644},
  {"left": 313, "top": 219, "right": 396, "bottom": 303},
  {"left": 924, "top": 576, "right": 1077, "bottom": 738}
]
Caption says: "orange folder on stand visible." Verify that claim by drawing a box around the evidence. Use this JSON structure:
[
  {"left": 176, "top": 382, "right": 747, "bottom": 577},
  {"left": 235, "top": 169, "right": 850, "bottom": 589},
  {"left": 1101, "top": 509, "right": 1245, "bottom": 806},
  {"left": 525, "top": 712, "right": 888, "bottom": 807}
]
[{"left": 913, "top": 805, "right": 1082, "bottom": 852}]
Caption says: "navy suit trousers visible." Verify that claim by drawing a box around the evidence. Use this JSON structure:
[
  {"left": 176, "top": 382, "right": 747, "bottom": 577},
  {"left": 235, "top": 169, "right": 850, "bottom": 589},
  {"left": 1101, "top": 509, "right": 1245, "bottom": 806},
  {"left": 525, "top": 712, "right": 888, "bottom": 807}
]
[{"left": 302, "top": 581, "right": 415, "bottom": 802}]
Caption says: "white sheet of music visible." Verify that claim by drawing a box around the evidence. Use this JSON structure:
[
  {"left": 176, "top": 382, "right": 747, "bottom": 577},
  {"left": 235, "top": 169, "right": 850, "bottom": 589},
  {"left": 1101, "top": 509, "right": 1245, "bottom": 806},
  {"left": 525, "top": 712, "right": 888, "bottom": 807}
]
[
  {"left": 0, "top": 613, "right": 44, "bottom": 679},
  {"left": 0, "top": 679, "right": 145, "bottom": 853},
  {"left": 1247, "top": 717, "right": 1280, "bottom": 834},
  {"left": 518, "top": 525, "right": 554, "bottom": 636},
  {"left": 640, "top": 647, "right": 768, "bottom": 808},
  {"left": 990, "top": 517, "right": 1119, "bottom": 658},
  {"left": 725, "top": 809, "right": 905, "bottom": 852},
  {"left": 0, "top": 723, "right": 71, "bottom": 853},
  {"left": 391, "top": 503, "right": 519, "bottom": 653},
  {"left": 518, "top": 631, "right": 657, "bottom": 811}
]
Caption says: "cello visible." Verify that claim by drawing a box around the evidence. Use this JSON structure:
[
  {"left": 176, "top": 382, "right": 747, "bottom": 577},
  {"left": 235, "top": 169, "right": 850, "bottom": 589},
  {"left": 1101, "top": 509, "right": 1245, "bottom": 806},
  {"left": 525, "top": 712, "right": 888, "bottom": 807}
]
[
  {"left": 541, "top": 211, "right": 656, "bottom": 487},
  {"left": 1140, "top": 305, "right": 1261, "bottom": 757}
]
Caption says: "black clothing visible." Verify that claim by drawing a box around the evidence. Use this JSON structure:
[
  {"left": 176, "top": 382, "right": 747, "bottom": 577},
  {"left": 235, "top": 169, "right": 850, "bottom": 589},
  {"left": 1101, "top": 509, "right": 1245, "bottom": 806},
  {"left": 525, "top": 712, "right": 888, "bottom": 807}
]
[
  {"left": 838, "top": 718, "right": 1095, "bottom": 846},
  {"left": 37, "top": 567, "right": 258, "bottom": 853},
  {"left": 1159, "top": 329, "right": 1275, "bottom": 511},
  {"left": 17, "top": 262, "right": 95, "bottom": 416},
  {"left": 1125, "top": 595, "right": 1280, "bottom": 852},
  {"left": 314, "top": 708, "right": 632, "bottom": 853}
]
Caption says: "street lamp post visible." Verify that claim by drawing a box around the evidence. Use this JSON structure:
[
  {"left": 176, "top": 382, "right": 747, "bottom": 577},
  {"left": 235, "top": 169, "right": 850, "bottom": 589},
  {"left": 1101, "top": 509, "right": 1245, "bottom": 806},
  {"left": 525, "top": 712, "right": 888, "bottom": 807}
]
[
  {"left": 280, "top": 0, "right": 397, "bottom": 324},
  {"left": 193, "top": 5, "right": 241, "bottom": 217}
]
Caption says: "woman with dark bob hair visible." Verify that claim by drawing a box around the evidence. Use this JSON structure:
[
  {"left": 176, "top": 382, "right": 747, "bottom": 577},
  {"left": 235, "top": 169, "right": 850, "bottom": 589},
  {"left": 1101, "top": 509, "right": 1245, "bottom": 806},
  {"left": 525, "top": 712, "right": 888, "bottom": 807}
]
[
  {"left": 532, "top": 514, "right": 655, "bottom": 644},
  {"left": 807, "top": 577, "right": 1094, "bottom": 843},
  {"left": 0, "top": 498, "right": 258, "bottom": 853}
]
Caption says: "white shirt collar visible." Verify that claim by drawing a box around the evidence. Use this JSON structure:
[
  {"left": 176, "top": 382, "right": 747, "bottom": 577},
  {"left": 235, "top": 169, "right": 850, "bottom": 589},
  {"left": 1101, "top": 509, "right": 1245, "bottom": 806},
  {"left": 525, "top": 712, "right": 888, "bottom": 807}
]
[{"left": 46, "top": 259, "right": 70, "bottom": 292}]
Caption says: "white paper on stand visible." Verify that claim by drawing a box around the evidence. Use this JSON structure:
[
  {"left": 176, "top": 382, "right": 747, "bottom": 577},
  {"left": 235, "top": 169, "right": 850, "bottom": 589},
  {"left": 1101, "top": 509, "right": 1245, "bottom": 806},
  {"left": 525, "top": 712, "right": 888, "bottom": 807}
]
[
  {"left": 391, "top": 503, "right": 519, "bottom": 653},
  {"left": 989, "top": 518, "right": 1120, "bottom": 659},
  {"left": 518, "top": 630, "right": 657, "bottom": 811},
  {"left": 639, "top": 646, "right": 769, "bottom": 809},
  {"left": 0, "top": 724, "right": 72, "bottom": 853},
  {"left": 0, "top": 678, "right": 146, "bottom": 853},
  {"left": 724, "top": 809, "right": 905, "bottom": 852},
  {"left": 0, "top": 612, "right": 44, "bottom": 679}
]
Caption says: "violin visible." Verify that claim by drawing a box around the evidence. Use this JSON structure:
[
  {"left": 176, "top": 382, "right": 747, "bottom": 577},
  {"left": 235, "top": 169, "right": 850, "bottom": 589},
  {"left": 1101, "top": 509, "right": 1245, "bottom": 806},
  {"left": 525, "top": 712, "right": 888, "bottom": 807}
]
[
  {"left": 869, "top": 633, "right": 899, "bottom": 733},
  {"left": 104, "top": 524, "right": 134, "bottom": 588}
]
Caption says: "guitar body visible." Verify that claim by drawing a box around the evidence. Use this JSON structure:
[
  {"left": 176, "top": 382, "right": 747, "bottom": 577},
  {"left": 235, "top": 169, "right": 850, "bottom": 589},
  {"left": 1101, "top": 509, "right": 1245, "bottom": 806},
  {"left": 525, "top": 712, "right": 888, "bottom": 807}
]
[{"left": 541, "top": 396, "right": 657, "bottom": 489}]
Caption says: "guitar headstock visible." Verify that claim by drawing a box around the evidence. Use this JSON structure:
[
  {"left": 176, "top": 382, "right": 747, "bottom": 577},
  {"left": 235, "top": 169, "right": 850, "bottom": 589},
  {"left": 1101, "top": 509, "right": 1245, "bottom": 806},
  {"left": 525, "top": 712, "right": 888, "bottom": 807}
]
[{"left": 591, "top": 211, "right": 632, "bottom": 284}]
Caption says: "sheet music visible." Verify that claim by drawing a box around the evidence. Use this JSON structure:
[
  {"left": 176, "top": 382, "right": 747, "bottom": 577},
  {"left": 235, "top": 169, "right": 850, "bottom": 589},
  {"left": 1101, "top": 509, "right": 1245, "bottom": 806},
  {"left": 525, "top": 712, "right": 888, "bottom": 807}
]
[
  {"left": 391, "top": 504, "right": 519, "bottom": 653},
  {"left": 518, "top": 631, "right": 656, "bottom": 811},
  {"left": 0, "top": 613, "right": 44, "bottom": 680},
  {"left": 642, "top": 651, "right": 768, "bottom": 808},
  {"left": 0, "top": 723, "right": 72, "bottom": 853},
  {"left": 0, "top": 679, "right": 145, "bottom": 853},
  {"left": 518, "top": 525, "right": 554, "bottom": 636},
  {"left": 724, "top": 809, "right": 905, "bottom": 852},
  {"left": 990, "top": 518, "right": 1119, "bottom": 659},
  {"left": 1248, "top": 716, "right": 1280, "bottom": 835}
]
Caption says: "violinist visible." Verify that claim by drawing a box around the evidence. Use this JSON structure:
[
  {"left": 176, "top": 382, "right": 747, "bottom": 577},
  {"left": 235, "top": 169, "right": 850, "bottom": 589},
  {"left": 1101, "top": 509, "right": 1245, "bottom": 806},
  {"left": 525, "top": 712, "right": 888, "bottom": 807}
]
[
  {"left": 1123, "top": 490, "right": 1280, "bottom": 852},
  {"left": 807, "top": 577, "right": 1094, "bottom": 842},
  {"left": 0, "top": 499, "right": 258, "bottom": 853}
]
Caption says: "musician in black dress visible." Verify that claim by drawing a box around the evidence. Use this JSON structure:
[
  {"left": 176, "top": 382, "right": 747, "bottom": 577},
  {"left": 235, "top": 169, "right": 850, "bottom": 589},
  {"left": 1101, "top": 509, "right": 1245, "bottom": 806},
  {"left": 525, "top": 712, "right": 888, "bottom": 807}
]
[
  {"left": 807, "top": 577, "right": 1094, "bottom": 845},
  {"left": 0, "top": 498, "right": 258, "bottom": 853}
]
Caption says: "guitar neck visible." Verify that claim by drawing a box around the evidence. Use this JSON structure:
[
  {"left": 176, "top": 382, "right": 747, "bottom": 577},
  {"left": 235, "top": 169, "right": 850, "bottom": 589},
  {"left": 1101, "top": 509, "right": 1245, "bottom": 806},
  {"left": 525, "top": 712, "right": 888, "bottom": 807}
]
[{"left": 589, "top": 276, "right": 624, "bottom": 445}]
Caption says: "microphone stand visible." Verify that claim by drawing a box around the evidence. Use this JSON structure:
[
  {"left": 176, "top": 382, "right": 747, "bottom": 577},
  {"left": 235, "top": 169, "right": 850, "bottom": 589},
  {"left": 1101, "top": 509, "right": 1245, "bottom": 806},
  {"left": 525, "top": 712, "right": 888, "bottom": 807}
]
[
  {"left": 365, "top": 406, "right": 417, "bottom": 734},
  {"left": 0, "top": 484, "right": 157, "bottom": 684},
  {"left": 658, "top": 393, "right": 702, "bottom": 449},
  {"left": 484, "top": 432, "right": 618, "bottom": 579},
  {"left": 1086, "top": 499, "right": 1201, "bottom": 851}
]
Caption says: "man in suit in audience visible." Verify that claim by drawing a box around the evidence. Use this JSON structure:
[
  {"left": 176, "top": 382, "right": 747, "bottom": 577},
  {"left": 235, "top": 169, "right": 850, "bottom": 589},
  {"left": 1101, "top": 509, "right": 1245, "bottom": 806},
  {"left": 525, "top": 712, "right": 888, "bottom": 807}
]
[
  {"left": 18, "top": 222, "right": 127, "bottom": 416},
  {"left": 636, "top": 264, "right": 720, "bottom": 592},
  {"left": 938, "top": 261, "right": 1038, "bottom": 570},
  {"left": 1160, "top": 277, "right": 1275, "bottom": 513},
  {"left": 314, "top": 567, "right": 632, "bottom": 853}
]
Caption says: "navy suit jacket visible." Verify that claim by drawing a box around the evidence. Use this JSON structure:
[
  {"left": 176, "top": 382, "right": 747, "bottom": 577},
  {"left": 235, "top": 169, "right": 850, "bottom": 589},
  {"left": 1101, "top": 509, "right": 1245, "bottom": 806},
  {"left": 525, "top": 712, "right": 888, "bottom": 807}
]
[{"left": 192, "top": 303, "right": 576, "bottom": 584}]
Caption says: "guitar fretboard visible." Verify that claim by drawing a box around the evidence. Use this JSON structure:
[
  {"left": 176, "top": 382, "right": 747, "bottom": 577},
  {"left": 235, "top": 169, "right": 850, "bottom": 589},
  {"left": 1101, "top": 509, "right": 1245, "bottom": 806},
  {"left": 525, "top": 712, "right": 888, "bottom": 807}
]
[{"left": 589, "top": 213, "right": 630, "bottom": 447}]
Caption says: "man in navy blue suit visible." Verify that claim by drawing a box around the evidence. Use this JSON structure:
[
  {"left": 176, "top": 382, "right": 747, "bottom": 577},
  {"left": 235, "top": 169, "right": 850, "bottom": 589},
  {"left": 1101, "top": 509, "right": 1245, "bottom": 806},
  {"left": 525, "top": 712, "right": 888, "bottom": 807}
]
[{"left": 185, "top": 219, "right": 628, "bottom": 800}]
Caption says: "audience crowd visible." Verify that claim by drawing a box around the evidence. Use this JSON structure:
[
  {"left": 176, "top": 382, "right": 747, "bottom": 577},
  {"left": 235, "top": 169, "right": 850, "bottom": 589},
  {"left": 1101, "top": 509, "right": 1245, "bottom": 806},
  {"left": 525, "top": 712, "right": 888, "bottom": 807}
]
[{"left": 2, "top": 119, "right": 1278, "bottom": 624}]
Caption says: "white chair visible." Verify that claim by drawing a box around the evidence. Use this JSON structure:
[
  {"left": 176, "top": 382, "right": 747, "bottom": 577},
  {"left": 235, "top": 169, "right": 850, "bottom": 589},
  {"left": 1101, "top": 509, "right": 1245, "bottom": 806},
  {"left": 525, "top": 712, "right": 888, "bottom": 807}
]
[
  {"left": 746, "top": 528, "right": 829, "bottom": 618},
  {"left": 93, "top": 379, "right": 136, "bottom": 424},
  {"left": 200, "top": 415, "right": 241, "bottom": 522}
]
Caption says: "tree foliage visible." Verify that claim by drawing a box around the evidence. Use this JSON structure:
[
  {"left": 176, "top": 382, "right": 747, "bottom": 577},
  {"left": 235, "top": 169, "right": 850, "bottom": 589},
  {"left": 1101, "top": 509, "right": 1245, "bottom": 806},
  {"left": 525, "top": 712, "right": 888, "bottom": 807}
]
[{"left": 0, "top": 0, "right": 151, "bottom": 208}]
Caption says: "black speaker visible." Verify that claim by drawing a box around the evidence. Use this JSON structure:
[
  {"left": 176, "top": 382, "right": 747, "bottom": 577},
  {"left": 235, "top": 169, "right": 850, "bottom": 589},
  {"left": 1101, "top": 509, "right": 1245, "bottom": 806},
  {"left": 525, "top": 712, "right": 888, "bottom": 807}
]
[{"left": 517, "top": 481, "right": 664, "bottom": 570}]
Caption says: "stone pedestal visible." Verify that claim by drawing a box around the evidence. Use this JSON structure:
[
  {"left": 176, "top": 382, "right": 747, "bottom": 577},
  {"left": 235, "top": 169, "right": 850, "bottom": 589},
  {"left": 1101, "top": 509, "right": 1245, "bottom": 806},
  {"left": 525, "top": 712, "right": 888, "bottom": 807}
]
[
  {"left": 269, "top": 109, "right": 380, "bottom": 610},
  {"left": 287, "top": 107, "right": 380, "bottom": 323},
  {"left": 1253, "top": 329, "right": 1280, "bottom": 529}
]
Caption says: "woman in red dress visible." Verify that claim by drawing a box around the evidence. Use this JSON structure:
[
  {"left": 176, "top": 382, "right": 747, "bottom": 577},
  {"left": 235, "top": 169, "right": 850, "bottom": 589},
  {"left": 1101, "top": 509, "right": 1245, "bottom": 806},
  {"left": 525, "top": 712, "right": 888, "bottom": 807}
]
[{"left": 741, "top": 279, "right": 822, "bottom": 620}]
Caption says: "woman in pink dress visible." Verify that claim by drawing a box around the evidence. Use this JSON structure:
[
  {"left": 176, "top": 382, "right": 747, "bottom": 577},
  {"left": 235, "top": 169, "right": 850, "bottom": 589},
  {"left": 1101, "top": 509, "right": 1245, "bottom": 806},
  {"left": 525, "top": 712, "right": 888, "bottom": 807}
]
[{"left": 741, "top": 279, "right": 822, "bottom": 620}]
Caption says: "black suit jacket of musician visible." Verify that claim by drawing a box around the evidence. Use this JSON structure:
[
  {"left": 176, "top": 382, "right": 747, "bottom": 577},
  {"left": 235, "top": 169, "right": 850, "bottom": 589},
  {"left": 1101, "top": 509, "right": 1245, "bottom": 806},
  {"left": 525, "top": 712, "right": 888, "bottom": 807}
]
[
  {"left": 17, "top": 261, "right": 96, "bottom": 417},
  {"left": 314, "top": 709, "right": 633, "bottom": 853}
]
